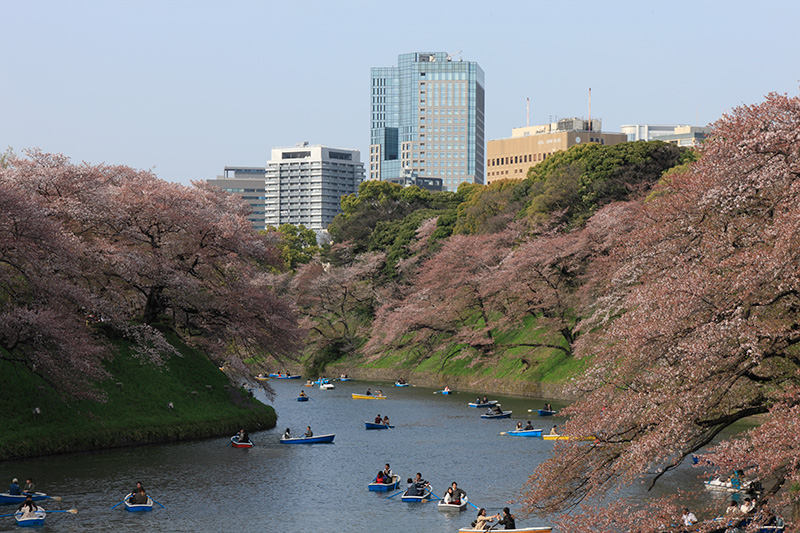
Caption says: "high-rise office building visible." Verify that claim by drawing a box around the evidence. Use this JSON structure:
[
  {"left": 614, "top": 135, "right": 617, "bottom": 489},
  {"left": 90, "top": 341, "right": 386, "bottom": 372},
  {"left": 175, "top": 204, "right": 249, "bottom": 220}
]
[
  {"left": 265, "top": 143, "right": 364, "bottom": 231},
  {"left": 370, "top": 52, "right": 485, "bottom": 192},
  {"left": 206, "top": 166, "right": 268, "bottom": 230}
]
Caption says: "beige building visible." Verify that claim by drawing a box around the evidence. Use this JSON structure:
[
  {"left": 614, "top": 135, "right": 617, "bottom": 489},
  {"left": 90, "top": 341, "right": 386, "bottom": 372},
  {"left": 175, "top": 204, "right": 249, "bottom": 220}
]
[{"left": 486, "top": 118, "right": 627, "bottom": 184}]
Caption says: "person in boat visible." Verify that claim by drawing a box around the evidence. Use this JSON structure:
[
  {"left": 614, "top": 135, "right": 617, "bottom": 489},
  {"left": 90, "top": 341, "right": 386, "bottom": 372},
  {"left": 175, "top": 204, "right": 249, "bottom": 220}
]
[
  {"left": 405, "top": 478, "right": 420, "bottom": 496},
  {"left": 365, "top": 388, "right": 372, "bottom": 396},
  {"left": 404, "top": 472, "right": 428, "bottom": 496},
  {"left": 482, "top": 395, "right": 488, "bottom": 403},
  {"left": 550, "top": 425, "right": 558, "bottom": 435},
  {"left": 283, "top": 428, "right": 292, "bottom": 440},
  {"left": 305, "top": 379, "right": 313, "bottom": 386},
  {"left": 8, "top": 478, "right": 21, "bottom": 495},
  {"left": 376, "top": 389, "right": 383, "bottom": 396},
  {"left": 382, "top": 415, "right": 390, "bottom": 426},
  {"left": 524, "top": 421, "right": 534, "bottom": 430},
  {"left": 680, "top": 507, "right": 698, "bottom": 527},
  {"left": 304, "top": 426, "right": 313, "bottom": 438},
  {"left": 443, "top": 386, "right": 451, "bottom": 392},
  {"left": 515, "top": 422, "right": 523, "bottom": 430},
  {"left": 450, "top": 481, "right": 466, "bottom": 504},
  {"left": 17, "top": 494, "right": 37, "bottom": 518},
  {"left": 382, "top": 464, "right": 393, "bottom": 482},
  {"left": 299, "top": 390, "right": 307, "bottom": 397},
  {"left": 472, "top": 508, "right": 499, "bottom": 531},
  {"left": 397, "top": 378, "right": 405, "bottom": 384},
  {"left": 130, "top": 487, "right": 148, "bottom": 504},
  {"left": 545, "top": 403, "right": 552, "bottom": 411},
  {"left": 443, "top": 487, "right": 456, "bottom": 504},
  {"left": 375, "top": 470, "right": 386, "bottom": 484},
  {"left": 374, "top": 414, "right": 382, "bottom": 424},
  {"left": 725, "top": 499, "right": 741, "bottom": 520},
  {"left": 475, "top": 397, "right": 482, "bottom": 404},
  {"left": 491, "top": 404, "right": 503, "bottom": 415},
  {"left": 497, "top": 507, "right": 516, "bottom": 529},
  {"left": 22, "top": 478, "right": 34, "bottom": 493},
  {"left": 740, "top": 497, "right": 755, "bottom": 514}
]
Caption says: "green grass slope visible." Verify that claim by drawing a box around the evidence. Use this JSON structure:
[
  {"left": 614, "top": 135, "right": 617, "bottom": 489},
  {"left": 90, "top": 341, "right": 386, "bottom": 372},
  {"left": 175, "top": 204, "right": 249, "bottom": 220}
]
[{"left": 0, "top": 331, "right": 275, "bottom": 460}]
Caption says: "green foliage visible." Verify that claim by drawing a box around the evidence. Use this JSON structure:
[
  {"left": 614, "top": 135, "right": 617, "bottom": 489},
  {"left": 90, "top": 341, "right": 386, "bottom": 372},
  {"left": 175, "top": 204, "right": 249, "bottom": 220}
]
[
  {"left": 524, "top": 140, "right": 687, "bottom": 227},
  {"left": 0, "top": 146, "right": 15, "bottom": 168},
  {"left": 0, "top": 331, "right": 275, "bottom": 460},
  {"left": 267, "top": 223, "right": 319, "bottom": 270},
  {"left": 452, "top": 178, "right": 527, "bottom": 234},
  {"left": 327, "top": 180, "right": 462, "bottom": 258}
]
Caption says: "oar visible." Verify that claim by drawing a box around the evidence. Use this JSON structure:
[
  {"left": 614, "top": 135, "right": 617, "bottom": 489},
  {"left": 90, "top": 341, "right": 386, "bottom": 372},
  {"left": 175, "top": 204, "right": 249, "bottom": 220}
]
[
  {"left": 110, "top": 496, "right": 129, "bottom": 509},
  {"left": 48, "top": 509, "right": 78, "bottom": 514},
  {"left": 499, "top": 431, "right": 508, "bottom": 435},
  {"left": 152, "top": 498, "right": 165, "bottom": 509},
  {"left": 466, "top": 500, "right": 479, "bottom": 510},
  {"left": 428, "top": 490, "right": 441, "bottom": 500},
  {"left": 44, "top": 495, "right": 62, "bottom": 501},
  {"left": 386, "top": 490, "right": 404, "bottom": 499}
]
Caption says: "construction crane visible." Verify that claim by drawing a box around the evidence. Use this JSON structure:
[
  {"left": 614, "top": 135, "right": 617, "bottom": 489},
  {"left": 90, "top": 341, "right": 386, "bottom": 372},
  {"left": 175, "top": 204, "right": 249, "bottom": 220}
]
[{"left": 446, "top": 50, "right": 462, "bottom": 62}]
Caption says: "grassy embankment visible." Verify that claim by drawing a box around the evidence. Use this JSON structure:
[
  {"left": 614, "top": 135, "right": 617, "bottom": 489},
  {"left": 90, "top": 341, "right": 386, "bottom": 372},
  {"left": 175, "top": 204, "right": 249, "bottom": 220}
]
[
  {"left": 0, "top": 331, "right": 276, "bottom": 460},
  {"left": 321, "top": 315, "right": 590, "bottom": 397}
]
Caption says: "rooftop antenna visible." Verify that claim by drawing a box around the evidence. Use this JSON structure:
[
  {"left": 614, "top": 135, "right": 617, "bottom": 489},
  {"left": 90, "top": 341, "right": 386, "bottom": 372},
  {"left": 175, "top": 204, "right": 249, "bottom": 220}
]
[
  {"left": 588, "top": 88, "right": 592, "bottom": 132},
  {"left": 526, "top": 97, "right": 530, "bottom": 127}
]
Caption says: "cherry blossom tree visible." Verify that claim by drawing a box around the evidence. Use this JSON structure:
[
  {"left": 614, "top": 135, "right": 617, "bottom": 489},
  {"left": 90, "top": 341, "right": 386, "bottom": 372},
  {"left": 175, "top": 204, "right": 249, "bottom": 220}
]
[
  {"left": 290, "top": 249, "right": 385, "bottom": 371},
  {"left": 0, "top": 180, "right": 109, "bottom": 398},
  {"left": 2, "top": 151, "right": 301, "bottom": 387},
  {"left": 520, "top": 92, "right": 800, "bottom": 530}
]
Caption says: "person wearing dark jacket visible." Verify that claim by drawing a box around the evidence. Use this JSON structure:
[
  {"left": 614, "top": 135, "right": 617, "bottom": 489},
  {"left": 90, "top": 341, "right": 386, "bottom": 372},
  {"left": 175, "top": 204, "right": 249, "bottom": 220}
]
[
  {"left": 8, "top": 479, "right": 21, "bottom": 495},
  {"left": 498, "top": 507, "right": 516, "bottom": 529}
]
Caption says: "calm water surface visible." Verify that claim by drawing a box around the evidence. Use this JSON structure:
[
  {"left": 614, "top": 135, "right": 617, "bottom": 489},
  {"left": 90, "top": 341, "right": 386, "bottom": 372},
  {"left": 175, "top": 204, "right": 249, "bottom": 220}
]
[{"left": 0, "top": 379, "right": 726, "bottom": 532}]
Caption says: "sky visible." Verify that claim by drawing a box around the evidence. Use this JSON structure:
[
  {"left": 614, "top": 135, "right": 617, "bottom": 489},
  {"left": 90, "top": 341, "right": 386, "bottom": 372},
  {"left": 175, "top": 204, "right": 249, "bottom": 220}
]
[{"left": 2, "top": 0, "right": 799, "bottom": 186}]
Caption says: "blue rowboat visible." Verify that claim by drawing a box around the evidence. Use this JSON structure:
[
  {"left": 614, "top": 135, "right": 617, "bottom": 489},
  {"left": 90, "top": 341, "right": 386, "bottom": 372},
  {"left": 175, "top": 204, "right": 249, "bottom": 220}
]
[
  {"left": 0, "top": 492, "right": 50, "bottom": 505},
  {"left": 280, "top": 434, "right": 335, "bottom": 444},
  {"left": 368, "top": 475, "right": 400, "bottom": 491},
  {"left": 123, "top": 493, "right": 154, "bottom": 512},
  {"left": 508, "top": 428, "right": 543, "bottom": 437},
  {"left": 338, "top": 377, "right": 353, "bottom": 381},
  {"left": 14, "top": 507, "right": 45, "bottom": 527},
  {"left": 276, "top": 374, "right": 302, "bottom": 380},
  {"left": 436, "top": 389, "right": 452, "bottom": 395},
  {"left": 297, "top": 396, "right": 309, "bottom": 402},
  {"left": 468, "top": 400, "right": 498, "bottom": 408},
  {"left": 401, "top": 487, "right": 432, "bottom": 502},
  {"left": 364, "top": 422, "right": 395, "bottom": 430},
  {"left": 538, "top": 409, "right": 557, "bottom": 416},
  {"left": 481, "top": 410, "right": 512, "bottom": 419},
  {"left": 230, "top": 435, "right": 254, "bottom": 448},
  {"left": 394, "top": 382, "right": 409, "bottom": 387}
]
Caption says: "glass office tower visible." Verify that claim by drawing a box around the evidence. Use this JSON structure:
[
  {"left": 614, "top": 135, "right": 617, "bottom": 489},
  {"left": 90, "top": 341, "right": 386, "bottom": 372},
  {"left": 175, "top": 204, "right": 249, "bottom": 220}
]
[{"left": 369, "top": 52, "right": 485, "bottom": 191}]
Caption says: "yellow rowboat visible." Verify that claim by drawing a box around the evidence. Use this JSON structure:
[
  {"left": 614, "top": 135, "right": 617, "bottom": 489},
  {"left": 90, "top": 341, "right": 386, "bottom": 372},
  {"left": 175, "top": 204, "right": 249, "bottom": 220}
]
[
  {"left": 543, "top": 434, "right": 594, "bottom": 441},
  {"left": 351, "top": 394, "right": 387, "bottom": 400}
]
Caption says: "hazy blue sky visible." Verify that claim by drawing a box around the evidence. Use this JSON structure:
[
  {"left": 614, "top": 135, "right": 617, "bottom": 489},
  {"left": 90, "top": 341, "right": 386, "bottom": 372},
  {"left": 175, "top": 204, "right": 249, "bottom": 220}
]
[{"left": 2, "top": 0, "right": 798, "bottom": 185}]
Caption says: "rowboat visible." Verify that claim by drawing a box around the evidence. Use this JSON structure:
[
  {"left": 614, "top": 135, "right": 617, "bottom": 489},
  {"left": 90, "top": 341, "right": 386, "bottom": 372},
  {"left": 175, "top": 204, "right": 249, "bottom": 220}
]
[
  {"left": 364, "top": 422, "right": 395, "bottom": 429},
  {"left": 338, "top": 377, "right": 353, "bottom": 381},
  {"left": 368, "top": 475, "right": 400, "bottom": 491},
  {"left": 437, "top": 498, "right": 468, "bottom": 511},
  {"left": 458, "top": 527, "right": 552, "bottom": 533},
  {"left": 14, "top": 506, "right": 46, "bottom": 527},
  {"left": 352, "top": 394, "right": 387, "bottom": 400},
  {"left": 123, "top": 493, "right": 154, "bottom": 512},
  {"left": 437, "top": 389, "right": 452, "bottom": 395},
  {"left": 508, "top": 428, "right": 543, "bottom": 437},
  {"left": 481, "top": 410, "right": 512, "bottom": 419},
  {"left": 320, "top": 383, "right": 335, "bottom": 390},
  {"left": 280, "top": 434, "right": 335, "bottom": 444},
  {"left": 230, "top": 435, "right": 254, "bottom": 448},
  {"left": 468, "top": 400, "right": 498, "bottom": 408},
  {"left": 254, "top": 374, "right": 269, "bottom": 381},
  {"left": 276, "top": 374, "right": 301, "bottom": 379},
  {"left": 704, "top": 477, "right": 754, "bottom": 493},
  {"left": 538, "top": 409, "right": 558, "bottom": 416},
  {"left": 297, "top": 396, "right": 309, "bottom": 402},
  {"left": 394, "top": 382, "right": 409, "bottom": 387},
  {"left": 0, "top": 492, "right": 50, "bottom": 505},
  {"left": 542, "top": 434, "right": 594, "bottom": 441},
  {"left": 400, "top": 486, "right": 432, "bottom": 502}
]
